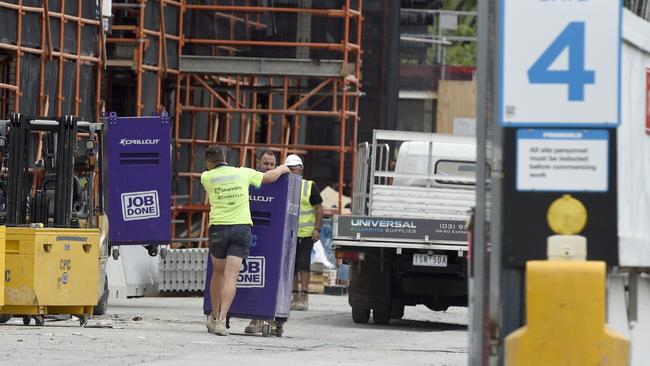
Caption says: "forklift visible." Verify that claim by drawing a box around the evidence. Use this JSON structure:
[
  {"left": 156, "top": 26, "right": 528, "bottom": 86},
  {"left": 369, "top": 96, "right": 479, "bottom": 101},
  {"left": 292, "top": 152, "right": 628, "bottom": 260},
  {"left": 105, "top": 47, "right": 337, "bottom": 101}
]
[{"left": 0, "top": 113, "right": 109, "bottom": 326}]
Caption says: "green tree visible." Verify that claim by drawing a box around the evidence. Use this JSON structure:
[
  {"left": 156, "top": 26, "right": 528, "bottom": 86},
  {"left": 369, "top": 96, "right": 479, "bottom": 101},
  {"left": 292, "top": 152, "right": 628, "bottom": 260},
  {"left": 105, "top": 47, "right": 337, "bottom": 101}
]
[{"left": 445, "top": 23, "right": 477, "bottom": 66}]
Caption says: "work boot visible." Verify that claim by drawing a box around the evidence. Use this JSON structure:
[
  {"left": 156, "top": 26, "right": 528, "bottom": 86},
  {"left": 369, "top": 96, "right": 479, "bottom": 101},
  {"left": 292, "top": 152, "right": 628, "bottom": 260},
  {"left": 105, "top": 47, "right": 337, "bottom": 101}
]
[
  {"left": 290, "top": 292, "right": 300, "bottom": 310},
  {"left": 294, "top": 292, "right": 308, "bottom": 311},
  {"left": 274, "top": 321, "right": 285, "bottom": 337},
  {"left": 301, "top": 292, "right": 309, "bottom": 311},
  {"left": 244, "top": 319, "right": 262, "bottom": 334},
  {"left": 206, "top": 316, "right": 217, "bottom": 333},
  {"left": 206, "top": 316, "right": 228, "bottom": 336}
]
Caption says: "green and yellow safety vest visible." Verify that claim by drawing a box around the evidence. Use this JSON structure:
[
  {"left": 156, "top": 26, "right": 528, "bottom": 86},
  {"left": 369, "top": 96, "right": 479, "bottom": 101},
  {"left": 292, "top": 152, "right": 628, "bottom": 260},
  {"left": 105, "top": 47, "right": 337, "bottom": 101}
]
[
  {"left": 200, "top": 166, "right": 263, "bottom": 226},
  {"left": 298, "top": 179, "right": 316, "bottom": 237}
]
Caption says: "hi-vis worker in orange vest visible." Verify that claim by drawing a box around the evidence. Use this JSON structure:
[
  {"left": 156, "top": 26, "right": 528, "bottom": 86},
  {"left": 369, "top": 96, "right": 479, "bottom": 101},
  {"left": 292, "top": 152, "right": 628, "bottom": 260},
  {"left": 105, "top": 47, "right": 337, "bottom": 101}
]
[{"left": 284, "top": 154, "right": 323, "bottom": 311}]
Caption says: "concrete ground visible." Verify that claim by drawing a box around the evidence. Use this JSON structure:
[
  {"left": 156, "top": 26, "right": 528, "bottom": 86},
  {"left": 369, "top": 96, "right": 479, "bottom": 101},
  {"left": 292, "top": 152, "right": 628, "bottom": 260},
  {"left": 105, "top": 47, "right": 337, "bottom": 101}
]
[{"left": 0, "top": 295, "right": 468, "bottom": 366}]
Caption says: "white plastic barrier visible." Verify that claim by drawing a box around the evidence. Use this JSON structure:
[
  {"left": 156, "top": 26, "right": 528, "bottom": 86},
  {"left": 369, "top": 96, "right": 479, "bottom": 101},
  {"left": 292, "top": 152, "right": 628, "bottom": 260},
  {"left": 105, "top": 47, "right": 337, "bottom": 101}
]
[{"left": 158, "top": 248, "right": 209, "bottom": 292}]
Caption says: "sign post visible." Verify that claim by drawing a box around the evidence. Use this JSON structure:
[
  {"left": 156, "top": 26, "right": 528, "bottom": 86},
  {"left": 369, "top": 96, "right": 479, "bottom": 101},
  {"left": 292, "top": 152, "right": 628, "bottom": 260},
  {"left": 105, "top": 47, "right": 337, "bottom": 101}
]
[{"left": 472, "top": 1, "right": 623, "bottom": 365}]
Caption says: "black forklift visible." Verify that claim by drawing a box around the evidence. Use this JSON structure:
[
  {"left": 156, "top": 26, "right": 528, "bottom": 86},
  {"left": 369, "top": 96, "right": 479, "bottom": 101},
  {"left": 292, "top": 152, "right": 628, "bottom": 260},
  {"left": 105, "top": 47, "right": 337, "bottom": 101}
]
[{"left": 0, "top": 113, "right": 109, "bottom": 325}]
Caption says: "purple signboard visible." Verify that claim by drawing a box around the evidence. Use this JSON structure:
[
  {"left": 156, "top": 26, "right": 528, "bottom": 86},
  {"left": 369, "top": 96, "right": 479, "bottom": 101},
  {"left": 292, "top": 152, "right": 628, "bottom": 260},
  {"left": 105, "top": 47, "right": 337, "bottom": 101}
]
[
  {"left": 104, "top": 112, "right": 171, "bottom": 245},
  {"left": 203, "top": 174, "right": 300, "bottom": 320}
]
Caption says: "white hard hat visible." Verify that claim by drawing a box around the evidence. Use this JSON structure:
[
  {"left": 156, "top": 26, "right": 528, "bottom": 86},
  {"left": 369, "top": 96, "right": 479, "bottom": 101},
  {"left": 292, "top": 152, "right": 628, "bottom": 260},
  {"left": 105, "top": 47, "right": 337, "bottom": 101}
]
[{"left": 284, "top": 154, "right": 303, "bottom": 167}]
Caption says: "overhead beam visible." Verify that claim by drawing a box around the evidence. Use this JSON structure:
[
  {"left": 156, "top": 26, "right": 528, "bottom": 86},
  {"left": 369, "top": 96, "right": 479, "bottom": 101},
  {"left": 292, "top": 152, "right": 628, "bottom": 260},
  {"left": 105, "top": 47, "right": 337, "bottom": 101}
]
[{"left": 180, "top": 56, "right": 354, "bottom": 77}]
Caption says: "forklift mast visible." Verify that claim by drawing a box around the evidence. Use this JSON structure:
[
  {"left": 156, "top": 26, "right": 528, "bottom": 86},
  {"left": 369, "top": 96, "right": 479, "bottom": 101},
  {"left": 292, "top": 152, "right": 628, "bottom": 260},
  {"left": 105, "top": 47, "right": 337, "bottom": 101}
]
[{"left": 2, "top": 113, "right": 103, "bottom": 229}]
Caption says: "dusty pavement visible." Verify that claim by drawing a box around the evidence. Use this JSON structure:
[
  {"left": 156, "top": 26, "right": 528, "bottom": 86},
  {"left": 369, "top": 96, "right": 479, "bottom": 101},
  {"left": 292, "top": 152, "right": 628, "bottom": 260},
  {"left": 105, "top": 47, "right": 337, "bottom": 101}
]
[{"left": 0, "top": 295, "right": 468, "bottom": 366}]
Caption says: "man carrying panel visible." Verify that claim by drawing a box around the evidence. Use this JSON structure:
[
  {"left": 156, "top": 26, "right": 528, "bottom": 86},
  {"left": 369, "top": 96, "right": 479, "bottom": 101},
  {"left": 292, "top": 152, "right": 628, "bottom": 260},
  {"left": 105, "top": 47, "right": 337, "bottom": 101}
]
[{"left": 201, "top": 146, "right": 289, "bottom": 336}]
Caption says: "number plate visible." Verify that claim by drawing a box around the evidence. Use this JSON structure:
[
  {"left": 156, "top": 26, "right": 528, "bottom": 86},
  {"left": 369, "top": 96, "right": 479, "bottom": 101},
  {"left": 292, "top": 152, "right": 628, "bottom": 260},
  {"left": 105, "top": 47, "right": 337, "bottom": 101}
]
[{"left": 412, "top": 254, "right": 448, "bottom": 267}]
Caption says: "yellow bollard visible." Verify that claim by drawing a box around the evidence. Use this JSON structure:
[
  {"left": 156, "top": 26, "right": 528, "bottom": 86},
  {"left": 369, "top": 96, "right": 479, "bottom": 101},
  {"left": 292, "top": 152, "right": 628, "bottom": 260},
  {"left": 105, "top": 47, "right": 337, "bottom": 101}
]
[{"left": 505, "top": 260, "right": 629, "bottom": 365}]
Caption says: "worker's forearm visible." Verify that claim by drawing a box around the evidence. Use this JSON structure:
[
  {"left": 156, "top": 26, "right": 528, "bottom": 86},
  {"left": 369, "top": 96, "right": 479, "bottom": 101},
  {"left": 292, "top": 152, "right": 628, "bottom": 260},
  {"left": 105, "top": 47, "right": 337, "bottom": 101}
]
[
  {"left": 262, "top": 165, "right": 289, "bottom": 183},
  {"left": 315, "top": 204, "right": 323, "bottom": 228}
]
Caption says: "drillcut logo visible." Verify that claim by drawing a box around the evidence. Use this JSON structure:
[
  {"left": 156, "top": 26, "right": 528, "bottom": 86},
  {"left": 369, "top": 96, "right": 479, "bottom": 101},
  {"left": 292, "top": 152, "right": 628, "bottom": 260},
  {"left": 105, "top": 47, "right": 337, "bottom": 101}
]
[
  {"left": 121, "top": 190, "right": 160, "bottom": 221},
  {"left": 119, "top": 138, "right": 160, "bottom": 146},
  {"left": 237, "top": 256, "right": 265, "bottom": 288},
  {"left": 250, "top": 195, "right": 274, "bottom": 203}
]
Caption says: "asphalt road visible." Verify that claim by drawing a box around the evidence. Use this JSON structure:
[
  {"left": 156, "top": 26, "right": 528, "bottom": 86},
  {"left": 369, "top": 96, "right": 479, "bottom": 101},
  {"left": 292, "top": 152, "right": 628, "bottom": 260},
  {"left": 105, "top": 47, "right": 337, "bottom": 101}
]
[{"left": 0, "top": 294, "right": 468, "bottom": 366}]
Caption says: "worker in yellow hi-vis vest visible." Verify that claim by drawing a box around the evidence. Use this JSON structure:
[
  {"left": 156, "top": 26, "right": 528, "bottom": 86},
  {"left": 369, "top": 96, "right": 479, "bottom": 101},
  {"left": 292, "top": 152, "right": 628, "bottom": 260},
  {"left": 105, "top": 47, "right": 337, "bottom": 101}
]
[
  {"left": 284, "top": 154, "right": 323, "bottom": 311},
  {"left": 201, "top": 146, "right": 289, "bottom": 336}
]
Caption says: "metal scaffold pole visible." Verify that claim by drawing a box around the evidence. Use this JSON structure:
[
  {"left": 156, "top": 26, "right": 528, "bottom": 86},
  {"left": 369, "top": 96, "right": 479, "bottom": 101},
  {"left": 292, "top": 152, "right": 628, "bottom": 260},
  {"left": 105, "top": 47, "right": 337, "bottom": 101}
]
[{"left": 471, "top": 0, "right": 501, "bottom": 365}]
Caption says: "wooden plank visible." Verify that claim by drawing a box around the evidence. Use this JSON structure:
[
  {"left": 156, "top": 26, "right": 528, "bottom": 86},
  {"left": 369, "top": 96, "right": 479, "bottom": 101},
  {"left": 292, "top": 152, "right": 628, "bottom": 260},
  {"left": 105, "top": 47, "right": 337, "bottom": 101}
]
[{"left": 436, "top": 79, "right": 477, "bottom": 134}]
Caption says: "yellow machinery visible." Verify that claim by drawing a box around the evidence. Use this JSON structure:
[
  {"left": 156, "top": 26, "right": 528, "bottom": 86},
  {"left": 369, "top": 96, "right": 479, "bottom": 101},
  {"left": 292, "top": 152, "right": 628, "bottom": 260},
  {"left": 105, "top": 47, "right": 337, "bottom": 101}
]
[
  {"left": 0, "top": 227, "right": 100, "bottom": 326},
  {"left": 0, "top": 114, "right": 108, "bottom": 326}
]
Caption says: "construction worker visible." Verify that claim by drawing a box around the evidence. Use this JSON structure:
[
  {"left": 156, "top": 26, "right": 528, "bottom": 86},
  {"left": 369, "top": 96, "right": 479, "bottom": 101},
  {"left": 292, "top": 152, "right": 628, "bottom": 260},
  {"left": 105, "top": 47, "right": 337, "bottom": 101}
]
[
  {"left": 244, "top": 149, "right": 277, "bottom": 335},
  {"left": 285, "top": 154, "right": 323, "bottom": 311},
  {"left": 202, "top": 146, "right": 289, "bottom": 336},
  {"left": 256, "top": 149, "right": 277, "bottom": 172}
]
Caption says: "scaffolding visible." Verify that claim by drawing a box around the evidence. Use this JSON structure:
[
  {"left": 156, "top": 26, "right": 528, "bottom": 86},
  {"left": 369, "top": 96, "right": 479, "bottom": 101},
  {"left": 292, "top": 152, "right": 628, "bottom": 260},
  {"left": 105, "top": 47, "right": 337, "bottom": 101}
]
[
  {"left": 105, "top": 0, "right": 182, "bottom": 116},
  {"left": 0, "top": 1, "right": 103, "bottom": 120},
  {"left": 0, "top": 1, "right": 363, "bottom": 246},
  {"left": 173, "top": 1, "right": 363, "bottom": 245}
]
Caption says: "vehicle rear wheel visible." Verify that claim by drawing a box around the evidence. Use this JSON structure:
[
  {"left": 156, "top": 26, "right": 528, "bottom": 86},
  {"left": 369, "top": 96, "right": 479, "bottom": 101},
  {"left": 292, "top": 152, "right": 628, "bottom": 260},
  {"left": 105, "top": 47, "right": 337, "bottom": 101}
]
[
  {"left": 0, "top": 315, "right": 12, "bottom": 324},
  {"left": 426, "top": 303, "right": 450, "bottom": 312},
  {"left": 351, "top": 307, "right": 370, "bottom": 324},
  {"left": 372, "top": 307, "right": 391, "bottom": 325}
]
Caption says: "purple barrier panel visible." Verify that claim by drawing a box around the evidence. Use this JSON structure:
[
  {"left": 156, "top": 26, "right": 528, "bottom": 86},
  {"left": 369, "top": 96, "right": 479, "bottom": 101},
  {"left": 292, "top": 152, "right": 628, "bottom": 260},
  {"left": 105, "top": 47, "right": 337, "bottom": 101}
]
[
  {"left": 203, "top": 174, "right": 300, "bottom": 320},
  {"left": 104, "top": 112, "right": 171, "bottom": 245}
]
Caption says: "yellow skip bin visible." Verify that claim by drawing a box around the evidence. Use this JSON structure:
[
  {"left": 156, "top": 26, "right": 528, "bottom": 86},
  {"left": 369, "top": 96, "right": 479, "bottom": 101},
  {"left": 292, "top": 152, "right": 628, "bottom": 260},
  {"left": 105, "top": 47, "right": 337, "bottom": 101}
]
[{"left": 0, "top": 227, "right": 100, "bottom": 318}]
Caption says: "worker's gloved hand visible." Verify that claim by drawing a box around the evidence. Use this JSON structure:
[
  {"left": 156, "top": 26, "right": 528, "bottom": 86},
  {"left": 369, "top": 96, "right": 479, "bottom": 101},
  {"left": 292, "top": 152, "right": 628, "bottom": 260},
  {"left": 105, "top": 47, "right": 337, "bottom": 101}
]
[{"left": 312, "top": 228, "right": 320, "bottom": 241}]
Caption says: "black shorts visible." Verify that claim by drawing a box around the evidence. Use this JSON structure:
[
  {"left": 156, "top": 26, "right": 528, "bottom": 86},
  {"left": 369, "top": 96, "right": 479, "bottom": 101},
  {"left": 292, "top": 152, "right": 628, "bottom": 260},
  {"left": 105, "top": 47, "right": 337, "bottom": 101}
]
[
  {"left": 294, "top": 236, "right": 314, "bottom": 273},
  {"left": 208, "top": 224, "right": 252, "bottom": 259}
]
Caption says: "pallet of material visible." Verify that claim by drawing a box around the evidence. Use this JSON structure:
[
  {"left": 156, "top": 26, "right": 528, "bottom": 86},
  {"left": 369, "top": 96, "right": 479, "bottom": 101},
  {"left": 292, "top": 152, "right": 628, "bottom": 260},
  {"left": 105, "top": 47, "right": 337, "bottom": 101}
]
[{"left": 308, "top": 282, "right": 325, "bottom": 294}]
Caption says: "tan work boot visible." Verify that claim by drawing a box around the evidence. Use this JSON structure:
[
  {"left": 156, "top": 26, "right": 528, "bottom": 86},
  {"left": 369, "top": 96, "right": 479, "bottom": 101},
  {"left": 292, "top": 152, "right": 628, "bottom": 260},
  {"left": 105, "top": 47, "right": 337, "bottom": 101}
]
[
  {"left": 290, "top": 292, "right": 300, "bottom": 310},
  {"left": 244, "top": 319, "right": 262, "bottom": 334},
  {"left": 294, "top": 292, "right": 308, "bottom": 311},
  {"left": 206, "top": 316, "right": 228, "bottom": 336},
  {"left": 301, "top": 292, "right": 309, "bottom": 311}
]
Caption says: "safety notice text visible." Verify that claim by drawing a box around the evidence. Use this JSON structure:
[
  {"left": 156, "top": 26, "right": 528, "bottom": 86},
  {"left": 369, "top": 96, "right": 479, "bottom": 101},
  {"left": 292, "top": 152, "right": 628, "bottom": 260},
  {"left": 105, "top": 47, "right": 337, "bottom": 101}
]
[{"left": 516, "top": 129, "right": 609, "bottom": 192}]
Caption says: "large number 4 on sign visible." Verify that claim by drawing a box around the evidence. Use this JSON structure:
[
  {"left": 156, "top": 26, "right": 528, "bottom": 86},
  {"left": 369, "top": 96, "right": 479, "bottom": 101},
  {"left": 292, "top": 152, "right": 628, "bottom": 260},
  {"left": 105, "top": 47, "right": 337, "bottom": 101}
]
[{"left": 528, "top": 22, "right": 595, "bottom": 102}]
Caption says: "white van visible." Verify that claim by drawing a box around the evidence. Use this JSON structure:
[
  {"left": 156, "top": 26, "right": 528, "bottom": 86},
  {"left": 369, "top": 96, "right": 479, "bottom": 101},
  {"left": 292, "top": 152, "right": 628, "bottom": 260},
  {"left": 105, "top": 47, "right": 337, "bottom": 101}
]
[{"left": 393, "top": 135, "right": 476, "bottom": 187}]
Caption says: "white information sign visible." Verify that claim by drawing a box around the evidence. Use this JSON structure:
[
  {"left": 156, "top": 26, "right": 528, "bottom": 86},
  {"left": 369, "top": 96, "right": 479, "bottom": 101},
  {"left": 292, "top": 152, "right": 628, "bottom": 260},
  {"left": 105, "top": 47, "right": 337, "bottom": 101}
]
[
  {"left": 500, "top": 0, "right": 621, "bottom": 127},
  {"left": 516, "top": 129, "right": 609, "bottom": 192}
]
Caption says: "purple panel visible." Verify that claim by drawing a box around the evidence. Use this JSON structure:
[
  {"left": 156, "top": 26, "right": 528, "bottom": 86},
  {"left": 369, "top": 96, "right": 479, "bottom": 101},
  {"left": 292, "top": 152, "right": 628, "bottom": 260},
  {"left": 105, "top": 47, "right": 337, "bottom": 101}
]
[
  {"left": 105, "top": 112, "right": 172, "bottom": 245},
  {"left": 203, "top": 174, "right": 300, "bottom": 320}
]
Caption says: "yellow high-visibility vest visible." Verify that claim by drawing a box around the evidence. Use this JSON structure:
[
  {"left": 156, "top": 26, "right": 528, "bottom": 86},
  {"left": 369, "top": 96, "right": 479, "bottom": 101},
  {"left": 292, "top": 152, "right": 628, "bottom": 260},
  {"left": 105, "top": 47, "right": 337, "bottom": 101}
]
[
  {"left": 200, "top": 166, "right": 263, "bottom": 226},
  {"left": 298, "top": 179, "right": 316, "bottom": 237}
]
